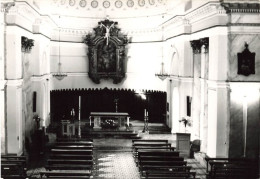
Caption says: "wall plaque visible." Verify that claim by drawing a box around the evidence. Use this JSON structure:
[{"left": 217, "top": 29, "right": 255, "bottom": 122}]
[
  {"left": 237, "top": 43, "right": 255, "bottom": 76},
  {"left": 84, "top": 18, "right": 128, "bottom": 84}
]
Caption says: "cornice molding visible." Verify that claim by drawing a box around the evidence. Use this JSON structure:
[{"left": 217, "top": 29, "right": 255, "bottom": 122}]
[
  {"left": 6, "top": 79, "right": 23, "bottom": 87},
  {"left": 170, "top": 76, "right": 193, "bottom": 83},
  {"left": 207, "top": 80, "right": 230, "bottom": 89},
  {"left": 221, "top": 2, "right": 260, "bottom": 14}
]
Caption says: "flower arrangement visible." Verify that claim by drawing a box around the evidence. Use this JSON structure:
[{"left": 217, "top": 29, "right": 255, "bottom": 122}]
[
  {"left": 101, "top": 119, "right": 118, "bottom": 129},
  {"left": 179, "top": 117, "right": 192, "bottom": 127}
]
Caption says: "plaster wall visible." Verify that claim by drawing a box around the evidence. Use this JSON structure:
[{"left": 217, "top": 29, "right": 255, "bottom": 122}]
[
  {"left": 49, "top": 41, "right": 165, "bottom": 91},
  {"left": 31, "top": 34, "right": 51, "bottom": 76},
  {"left": 228, "top": 33, "right": 260, "bottom": 81},
  {"left": 5, "top": 24, "right": 37, "bottom": 154},
  {"left": 229, "top": 83, "right": 260, "bottom": 159}
]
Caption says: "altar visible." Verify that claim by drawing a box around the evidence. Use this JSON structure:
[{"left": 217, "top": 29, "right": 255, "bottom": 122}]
[{"left": 90, "top": 112, "right": 129, "bottom": 129}]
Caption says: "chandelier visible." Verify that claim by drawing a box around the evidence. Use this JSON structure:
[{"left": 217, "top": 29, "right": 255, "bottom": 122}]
[
  {"left": 53, "top": 62, "right": 67, "bottom": 80},
  {"left": 53, "top": 20, "right": 67, "bottom": 80},
  {"left": 155, "top": 62, "right": 170, "bottom": 80}
]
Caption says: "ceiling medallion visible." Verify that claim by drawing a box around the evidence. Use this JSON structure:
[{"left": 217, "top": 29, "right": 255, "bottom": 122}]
[
  {"left": 138, "top": 0, "right": 145, "bottom": 7},
  {"left": 149, "top": 0, "right": 155, "bottom": 5},
  {"left": 127, "top": 0, "right": 134, "bottom": 7},
  {"left": 115, "top": 0, "right": 123, "bottom": 8},
  {"left": 91, "top": 0, "right": 98, "bottom": 8},
  {"left": 60, "top": 0, "right": 66, "bottom": 5},
  {"left": 69, "top": 0, "right": 76, "bottom": 6},
  {"left": 79, "top": 0, "right": 87, "bottom": 7},
  {"left": 103, "top": 1, "right": 110, "bottom": 8}
]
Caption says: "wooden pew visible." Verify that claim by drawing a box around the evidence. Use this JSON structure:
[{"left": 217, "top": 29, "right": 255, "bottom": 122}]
[
  {"left": 1, "top": 155, "right": 27, "bottom": 178},
  {"left": 205, "top": 158, "right": 257, "bottom": 179},
  {"left": 135, "top": 147, "right": 175, "bottom": 153},
  {"left": 40, "top": 171, "right": 91, "bottom": 178},
  {"left": 51, "top": 149, "right": 93, "bottom": 155},
  {"left": 140, "top": 166, "right": 192, "bottom": 173},
  {"left": 55, "top": 141, "right": 93, "bottom": 146},
  {"left": 144, "top": 170, "right": 197, "bottom": 179},
  {"left": 49, "top": 154, "right": 93, "bottom": 160},
  {"left": 56, "top": 137, "right": 93, "bottom": 142},
  {"left": 139, "top": 160, "right": 187, "bottom": 167},
  {"left": 53, "top": 145, "right": 93, "bottom": 150},
  {"left": 47, "top": 159, "right": 93, "bottom": 165},
  {"left": 45, "top": 164, "right": 93, "bottom": 171},
  {"left": 46, "top": 138, "right": 94, "bottom": 172},
  {"left": 137, "top": 150, "right": 180, "bottom": 157},
  {"left": 139, "top": 155, "right": 184, "bottom": 162},
  {"left": 132, "top": 139, "right": 168, "bottom": 145},
  {"left": 133, "top": 143, "right": 171, "bottom": 147}
]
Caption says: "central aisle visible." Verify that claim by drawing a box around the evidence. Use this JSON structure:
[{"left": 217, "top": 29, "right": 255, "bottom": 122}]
[{"left": 93, "top": 138, "right": 140, "bottom": 179}]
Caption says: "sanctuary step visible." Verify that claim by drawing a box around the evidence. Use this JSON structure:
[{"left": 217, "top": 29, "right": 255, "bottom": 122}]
[
  {"left": 133, "top": 122, "right": 171, "bottom": 134},
  {"left": 84, "top": 129, "right": 141, "bottom": 139}
]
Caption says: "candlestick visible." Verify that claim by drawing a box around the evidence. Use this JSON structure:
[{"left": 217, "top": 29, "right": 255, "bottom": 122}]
[{"left": 78, "top": 96, "right": 81, "bottom": 137}]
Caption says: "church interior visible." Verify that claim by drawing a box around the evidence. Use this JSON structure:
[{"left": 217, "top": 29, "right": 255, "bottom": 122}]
[{"left": 1, "top": 0, "right": 260, "bottom": 178}]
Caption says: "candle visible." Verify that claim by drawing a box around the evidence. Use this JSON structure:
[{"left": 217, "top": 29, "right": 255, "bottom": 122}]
[
  {"left": 144, "top": 109, "right": 146, "bottom": 117},
  {"left": 79, "top": 97, "right": 81, "bottom": 121},
  {"left": 147, "top": 111, "right": 148, "bottom": 117}
]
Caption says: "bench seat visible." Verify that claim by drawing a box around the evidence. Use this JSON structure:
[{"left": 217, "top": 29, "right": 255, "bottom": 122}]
[
  {"left": 49, "top": 154, "right": 93, "bottom": 160},
  {"left": 51, "top": 149, "right": 93, "bottom": 155},
  {"left": 55, "top": 141, "right": 93, "bottom": 146},
  {"left": 47, "top": 159, "right": 93, "bottom": 165},
  {"left": 45, "top": 164, "right": 93, "bottom": 171},
  {"left": 40, "top": 171, "right": 91, "bottom": 178},
  {"left": 53, "top": 145, "right": 93, "bottom": 149}
]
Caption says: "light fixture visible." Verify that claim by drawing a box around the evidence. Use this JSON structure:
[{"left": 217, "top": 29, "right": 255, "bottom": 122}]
[
  {"left": 155, "top": 21, "right": 170, "bottom": 81},
  {"left": 155, "top": 62, "right": 170, "bottom": 80},
  {"left": 53, "top": 16, "right": 67, "bottom": 80}
]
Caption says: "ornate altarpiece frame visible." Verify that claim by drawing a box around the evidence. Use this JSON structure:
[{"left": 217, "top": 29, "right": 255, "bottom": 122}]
[
  {"left": 84, "top": 19, "right": 128, "bottom": 84},
  {"left": 237, "top": 43, "right": 255, "bottom": 76}
]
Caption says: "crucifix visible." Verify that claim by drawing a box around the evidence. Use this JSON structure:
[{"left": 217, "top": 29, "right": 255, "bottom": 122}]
[
  {"left": 114, "top": 98, "right": 119, "bottom": 112},
  {"left": 100, "top": 22, "right": 115, "bottom": 45}
]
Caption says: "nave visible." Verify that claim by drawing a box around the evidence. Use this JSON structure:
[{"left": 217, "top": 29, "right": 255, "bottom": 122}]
[
  {"left": 1, "top": 0, "right": 260, "bottom": 178},
  {"left": 24, "top": 133, "right": 206, "bottom": 179}
]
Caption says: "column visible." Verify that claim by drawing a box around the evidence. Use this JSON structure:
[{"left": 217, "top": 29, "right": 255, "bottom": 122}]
[
  {"left": 190, "top": 40, "right": 202, "bottom": 140},
  {"left": 199, "top": 37, "right": 209, "bottom": 153}
]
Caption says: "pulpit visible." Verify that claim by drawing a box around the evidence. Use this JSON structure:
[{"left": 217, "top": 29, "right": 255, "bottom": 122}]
[
  {"left": 175, "top": 133, "right": 191, "bottom": 158},
  {"left": 90, "top": 112, "right": 129, "bottom": 130}
]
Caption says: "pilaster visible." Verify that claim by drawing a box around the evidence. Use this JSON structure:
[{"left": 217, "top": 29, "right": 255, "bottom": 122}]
[
  {"left": 207, "top": 81, "right": 230, "bottom": 157},
  {"left": 6, "top": 79, "right": 23, "bottom": 155}
]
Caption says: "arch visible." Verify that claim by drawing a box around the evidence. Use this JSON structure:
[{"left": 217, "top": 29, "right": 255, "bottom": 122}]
[{"left": 168, "top": 44, "right": 179, "bottom": 76}]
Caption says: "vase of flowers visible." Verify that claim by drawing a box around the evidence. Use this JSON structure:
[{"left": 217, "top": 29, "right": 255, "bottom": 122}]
[{"left": 179, "top": 117, "right": 191, "bottom": 133}]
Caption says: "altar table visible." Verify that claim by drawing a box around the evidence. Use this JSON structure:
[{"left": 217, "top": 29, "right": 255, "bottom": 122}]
[{"left": 90, "top": 112, "right": 129, "bottom": 129}]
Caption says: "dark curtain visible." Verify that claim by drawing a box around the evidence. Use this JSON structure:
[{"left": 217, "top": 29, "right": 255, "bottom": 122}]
[{"left": 50, "top": 88, "right": 166, "bottom": 123}]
